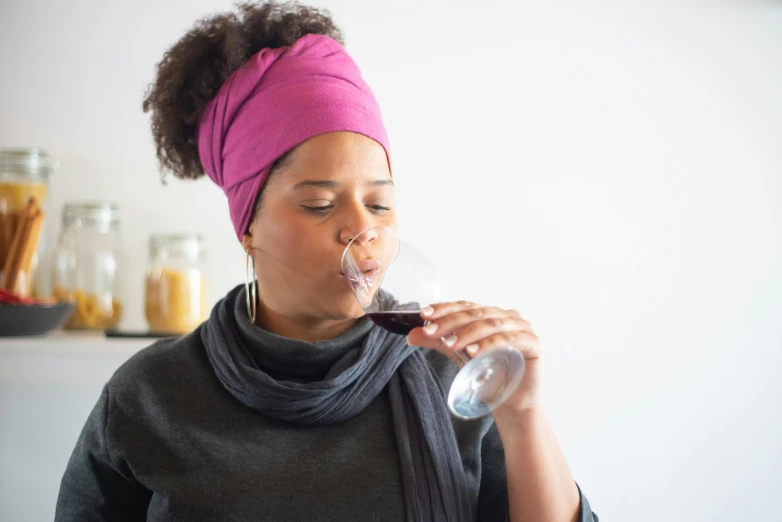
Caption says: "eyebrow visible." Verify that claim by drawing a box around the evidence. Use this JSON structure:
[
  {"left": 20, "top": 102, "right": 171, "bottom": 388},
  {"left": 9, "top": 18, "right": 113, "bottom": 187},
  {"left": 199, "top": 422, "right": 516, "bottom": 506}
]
[{"left": 293, "top": 179, "right": 394, "bottom": 189}]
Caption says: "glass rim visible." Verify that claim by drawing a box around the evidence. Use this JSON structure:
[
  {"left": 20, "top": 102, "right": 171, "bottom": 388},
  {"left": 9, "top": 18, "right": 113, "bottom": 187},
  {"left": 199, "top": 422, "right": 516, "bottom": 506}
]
[
  {"left": 149, "top": 232, "right": 205, "bottom": 245},
  {"left": 62, "top": 201, "right": 120, "bottom": 224},
  {"left": 340, "top": 226, "right": 400, "bottom": 278},
  {"left": 0, "top": 148, "right": 57, "bottom": 179},
  {"left": 149, "top": 233, "right": 206, "bottom": 258}
]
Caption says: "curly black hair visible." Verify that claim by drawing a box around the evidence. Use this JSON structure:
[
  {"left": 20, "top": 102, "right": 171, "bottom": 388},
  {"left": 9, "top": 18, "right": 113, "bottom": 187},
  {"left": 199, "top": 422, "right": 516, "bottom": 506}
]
[{"left": 142, "top": 2, "right": 343, "bottom": 181}]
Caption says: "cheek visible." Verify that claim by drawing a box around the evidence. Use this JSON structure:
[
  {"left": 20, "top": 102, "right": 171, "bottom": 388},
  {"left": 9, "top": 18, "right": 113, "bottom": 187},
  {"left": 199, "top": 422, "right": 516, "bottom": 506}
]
[{"left": 251, "top": 207, "right": 331, "bottom": 277}]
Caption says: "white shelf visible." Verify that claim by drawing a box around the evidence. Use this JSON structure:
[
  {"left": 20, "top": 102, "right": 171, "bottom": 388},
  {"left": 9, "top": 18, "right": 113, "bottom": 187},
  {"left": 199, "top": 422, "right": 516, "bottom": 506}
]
[
  {"left": 0, "top": 332, "right": 152, "bottom": 356},
  {"left": 0, "top": 333, "right": 153, "bottom": 384}
]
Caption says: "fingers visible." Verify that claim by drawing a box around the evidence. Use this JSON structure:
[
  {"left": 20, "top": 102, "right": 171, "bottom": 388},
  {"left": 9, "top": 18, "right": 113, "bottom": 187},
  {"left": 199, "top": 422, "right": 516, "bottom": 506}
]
[
  {"left": 407, "top": 302, "right": 539, "bottom": 361},
  {"left": 462, "top": 331, "right": 540, "bottom": 360},
  {"left": 438, "top": 316, "right": 531, "bottom": 351},
  {"left": 421, "top": 307, "right": 509, "bottom": 339},
  {"left": 421, "top": 301, "right": 523, "bottom": 319},
  {"left": 419, "top": 300, "right": 481, "bottom": 320}
]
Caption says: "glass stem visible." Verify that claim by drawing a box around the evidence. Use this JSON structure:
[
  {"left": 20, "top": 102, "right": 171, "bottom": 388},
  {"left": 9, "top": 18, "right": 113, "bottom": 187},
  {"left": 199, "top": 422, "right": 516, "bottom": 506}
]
[{"left": 453, "top": 349, "right": 472, "bottom": 367}]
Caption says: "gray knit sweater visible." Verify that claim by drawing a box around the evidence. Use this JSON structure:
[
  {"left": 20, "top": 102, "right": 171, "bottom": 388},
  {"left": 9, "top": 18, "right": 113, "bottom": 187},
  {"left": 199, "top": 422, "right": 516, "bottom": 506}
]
[{"left": 55, "top": 313, "right": 597, "bottom": 521}]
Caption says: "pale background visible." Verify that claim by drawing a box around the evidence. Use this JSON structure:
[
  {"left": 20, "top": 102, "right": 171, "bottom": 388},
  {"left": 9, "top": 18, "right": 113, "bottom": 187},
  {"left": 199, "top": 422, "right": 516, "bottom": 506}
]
[{"left": 1, "top": 0, "right": 781, "bottom": 520}]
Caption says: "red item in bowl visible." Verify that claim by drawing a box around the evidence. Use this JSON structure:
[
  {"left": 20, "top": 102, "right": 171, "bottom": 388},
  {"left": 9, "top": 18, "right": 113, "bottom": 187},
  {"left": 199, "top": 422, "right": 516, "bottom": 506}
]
[{"left": 0, "top": 288, "right": 55, "bottom": 306}]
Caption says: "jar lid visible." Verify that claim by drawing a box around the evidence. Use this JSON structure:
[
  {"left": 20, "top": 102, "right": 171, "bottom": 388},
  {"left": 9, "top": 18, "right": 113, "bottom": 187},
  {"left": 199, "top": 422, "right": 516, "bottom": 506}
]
[
  {"left": 0, "top": 148, "right": 56, "bottom": 179},
  {"left": 149, "top": 233, "right": 206, "bottom": 257},
  {"left": 63, "top": 201, "right": 120, "bottom": 225},
  {"left": 150, "top": 232, "right": 204, "bottom": 245}
]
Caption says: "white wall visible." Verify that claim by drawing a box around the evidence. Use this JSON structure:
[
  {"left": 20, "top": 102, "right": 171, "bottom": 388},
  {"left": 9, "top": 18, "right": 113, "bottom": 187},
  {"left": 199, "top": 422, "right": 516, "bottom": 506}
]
[{"left": 2, "top": 0, "right": 781, "bottom": 520}]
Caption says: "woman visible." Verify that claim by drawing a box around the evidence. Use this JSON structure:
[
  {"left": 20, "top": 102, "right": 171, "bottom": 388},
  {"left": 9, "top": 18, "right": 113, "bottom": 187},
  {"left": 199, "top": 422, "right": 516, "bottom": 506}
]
[{"left": 55, "top": 3, "right": 597, "bottom": 521}]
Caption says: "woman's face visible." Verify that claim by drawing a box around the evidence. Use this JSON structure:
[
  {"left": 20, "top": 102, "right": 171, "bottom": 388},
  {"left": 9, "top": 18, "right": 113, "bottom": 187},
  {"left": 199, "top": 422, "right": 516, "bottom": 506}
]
[{"left": 242, "top": 131, "right": 396, "bottom": 322}]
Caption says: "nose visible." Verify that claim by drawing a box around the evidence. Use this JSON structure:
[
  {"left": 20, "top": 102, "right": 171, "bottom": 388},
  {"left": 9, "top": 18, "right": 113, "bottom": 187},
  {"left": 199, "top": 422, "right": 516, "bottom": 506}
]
[
  {"left": 339, "top": 224, "right": 378, "bottom": 246},
  {"left": 338, "top": 203, "right": 379, "bottom": 245}
]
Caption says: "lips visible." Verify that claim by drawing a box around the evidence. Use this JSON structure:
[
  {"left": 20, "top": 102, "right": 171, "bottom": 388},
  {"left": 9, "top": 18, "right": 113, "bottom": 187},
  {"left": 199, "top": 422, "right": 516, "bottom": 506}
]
[
  {"left": 357, "top": 259, "right": 380, "bottom": 273},
  {"left": 340, "top": 258, "right": 381, "bottom": 278}
]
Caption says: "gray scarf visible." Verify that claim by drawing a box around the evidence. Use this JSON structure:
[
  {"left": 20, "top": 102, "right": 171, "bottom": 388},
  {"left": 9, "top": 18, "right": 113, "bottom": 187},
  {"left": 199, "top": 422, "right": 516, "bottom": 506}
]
[{"left": 201, "top": 285, "right": 472, "bottom": 521}]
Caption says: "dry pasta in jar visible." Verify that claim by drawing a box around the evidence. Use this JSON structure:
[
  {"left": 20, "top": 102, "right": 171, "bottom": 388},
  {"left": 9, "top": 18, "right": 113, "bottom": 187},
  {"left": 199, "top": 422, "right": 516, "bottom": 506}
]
[
  {"left": 53, "top": 202, "right": 125, "bottom": 330},
  {"left": 145, "top": 234, "right": 208, "bottom": 334}
]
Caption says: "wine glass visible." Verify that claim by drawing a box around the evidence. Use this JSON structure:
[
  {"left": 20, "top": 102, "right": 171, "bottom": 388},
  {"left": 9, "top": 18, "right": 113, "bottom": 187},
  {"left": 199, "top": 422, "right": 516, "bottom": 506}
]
[{"left": 341, "top": 226, "right": 525, "bottom": 419}]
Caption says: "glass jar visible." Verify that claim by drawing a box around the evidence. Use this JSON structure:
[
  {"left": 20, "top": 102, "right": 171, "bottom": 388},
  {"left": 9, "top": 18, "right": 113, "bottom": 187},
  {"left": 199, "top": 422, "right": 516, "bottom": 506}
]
[
  {"left": 53, "top": 202, "right": 125, "bottom": 330},
  {"left": 0, "top": 148, "right": 53, "bottom": 297},
  {"left": 145, "top": 233, "right": 208, "bottom": 334}
]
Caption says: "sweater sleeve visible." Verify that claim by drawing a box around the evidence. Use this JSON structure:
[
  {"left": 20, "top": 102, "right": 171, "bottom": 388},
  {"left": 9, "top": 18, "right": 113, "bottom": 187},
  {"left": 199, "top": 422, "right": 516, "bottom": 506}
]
[
  {"left": 476, "top": 423, "right": 599, "bottom": 522},
  {"left": 54, "top": 385, "right": 151, "bottom": 522}
]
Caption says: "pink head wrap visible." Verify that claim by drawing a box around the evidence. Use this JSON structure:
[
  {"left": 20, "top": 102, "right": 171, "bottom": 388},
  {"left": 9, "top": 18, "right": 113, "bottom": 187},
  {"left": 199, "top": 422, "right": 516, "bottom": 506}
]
[{"left": 197, "top": 34, "right": 390, "bottom": 240}]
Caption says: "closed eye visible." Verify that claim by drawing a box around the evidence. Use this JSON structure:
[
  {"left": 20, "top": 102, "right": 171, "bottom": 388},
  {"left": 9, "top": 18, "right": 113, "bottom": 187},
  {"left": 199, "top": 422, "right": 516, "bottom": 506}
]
[
  {"left": 301, "top": 204, "right": 391, "bottom": 216},
  {"left": 301, "top": 205, "right": 334, "bottom": 215}
]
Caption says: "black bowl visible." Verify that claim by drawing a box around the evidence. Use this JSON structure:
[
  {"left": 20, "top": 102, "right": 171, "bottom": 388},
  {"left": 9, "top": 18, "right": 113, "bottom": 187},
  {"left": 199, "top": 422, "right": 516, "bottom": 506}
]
[{"left": 0, "top": 302, "right": 76, "bottom": 337}]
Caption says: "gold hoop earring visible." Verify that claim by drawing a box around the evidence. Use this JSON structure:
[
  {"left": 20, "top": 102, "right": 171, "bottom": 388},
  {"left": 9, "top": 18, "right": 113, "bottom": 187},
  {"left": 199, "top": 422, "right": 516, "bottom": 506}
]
[{"left": 245, "top": 251, "right": 257, "bottom": 323}]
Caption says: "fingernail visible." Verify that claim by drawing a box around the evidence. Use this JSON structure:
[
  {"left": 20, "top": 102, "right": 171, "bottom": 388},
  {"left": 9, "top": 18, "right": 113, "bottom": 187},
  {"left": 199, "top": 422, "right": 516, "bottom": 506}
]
[
  {"left": 442, "top": 334, "right": 458, "bottom": 348},
  {"left": 421, "top": 306, "right": 434, "bottom": 316},
  {"left": 466, "top": 344, "right": 479, "bottom": 355},
  {"left": 423, "top": 323, "right": 438, "bottom": 335}
]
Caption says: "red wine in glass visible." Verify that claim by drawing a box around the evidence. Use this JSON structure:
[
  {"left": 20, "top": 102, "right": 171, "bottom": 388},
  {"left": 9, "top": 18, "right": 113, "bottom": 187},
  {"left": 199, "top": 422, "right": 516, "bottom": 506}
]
[
  {"left": 367, "top": 311, "right": 426, "bottom": 336},
  {"left": 342, "top": 226, "right": 524, "bottom": 419}
]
